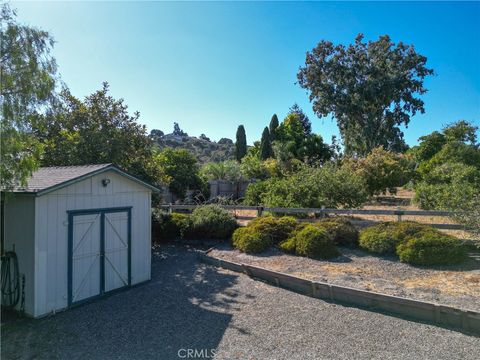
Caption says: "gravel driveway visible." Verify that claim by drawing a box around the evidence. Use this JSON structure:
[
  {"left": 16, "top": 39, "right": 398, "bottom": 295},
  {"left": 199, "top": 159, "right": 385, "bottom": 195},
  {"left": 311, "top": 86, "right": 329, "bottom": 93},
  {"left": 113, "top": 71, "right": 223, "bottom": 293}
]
[{"left": 2, "top": 244, "right": 479, "bottom": 360}]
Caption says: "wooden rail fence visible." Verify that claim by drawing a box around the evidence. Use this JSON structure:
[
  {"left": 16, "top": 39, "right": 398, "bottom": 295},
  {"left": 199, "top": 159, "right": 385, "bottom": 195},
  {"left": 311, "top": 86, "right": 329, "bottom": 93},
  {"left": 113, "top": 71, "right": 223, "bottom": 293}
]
[{"left": 159, "top": 204, "right": 468, "bottom": 230}]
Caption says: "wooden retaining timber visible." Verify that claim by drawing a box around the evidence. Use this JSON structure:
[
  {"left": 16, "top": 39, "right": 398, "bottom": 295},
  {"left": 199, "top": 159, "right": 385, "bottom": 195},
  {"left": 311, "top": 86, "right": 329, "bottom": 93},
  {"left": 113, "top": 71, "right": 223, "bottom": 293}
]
[
  {"left": 198, "top": 252, "right": 480, "bottom": 335},
  {"left": 160, "top": 204, "right": 469, "bottom": 230}
]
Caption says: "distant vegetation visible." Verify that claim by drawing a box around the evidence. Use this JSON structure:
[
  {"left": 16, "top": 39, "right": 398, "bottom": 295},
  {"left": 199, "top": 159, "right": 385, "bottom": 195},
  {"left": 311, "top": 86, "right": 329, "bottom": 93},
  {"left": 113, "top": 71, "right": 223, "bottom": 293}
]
[{"left": 150, "top": 124, "right": 235, "bottom": 164}]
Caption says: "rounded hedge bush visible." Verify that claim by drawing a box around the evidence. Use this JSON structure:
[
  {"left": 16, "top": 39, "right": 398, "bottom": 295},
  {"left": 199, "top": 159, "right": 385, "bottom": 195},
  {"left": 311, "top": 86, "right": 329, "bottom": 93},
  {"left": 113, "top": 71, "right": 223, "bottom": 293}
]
[
  {"left": 396, "top": 230, "right": 467, "bottom": 266},
  {"left": 248, "top": 215, "right": 298, "bottom": 244},
  {"left": 359, "top": 221, "right": 429, "bottom": 254},
  {"left": 316, "top": 217, "right": 359, "bottom": 246},
  {"left": 189, "top": 205, "right": 237, "bottom": 239},
  {"left": 278, "top": 237, "right": 296, "bottom": 254},
  {"left": 292, "top": 225, "right": 340, "bottom": 259},
  {"left": 151, "top": 210, "right": 190, "bottom": 242},
  {"left": 232, "top": 227, "right": 271, "bottom": 253}
]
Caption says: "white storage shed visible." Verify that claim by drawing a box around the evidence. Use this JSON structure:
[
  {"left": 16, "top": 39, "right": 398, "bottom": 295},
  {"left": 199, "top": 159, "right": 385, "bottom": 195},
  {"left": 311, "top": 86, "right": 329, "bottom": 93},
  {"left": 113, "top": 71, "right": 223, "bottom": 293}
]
[{"left": 2, "top": 164, "right": 158, "bottom": 317}]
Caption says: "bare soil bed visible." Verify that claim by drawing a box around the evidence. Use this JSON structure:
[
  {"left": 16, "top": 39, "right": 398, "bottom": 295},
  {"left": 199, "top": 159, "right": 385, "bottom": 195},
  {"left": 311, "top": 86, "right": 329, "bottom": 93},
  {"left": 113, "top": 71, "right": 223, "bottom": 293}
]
[{"left": 209, "top": 245, "right": 480, "bottom": 312}]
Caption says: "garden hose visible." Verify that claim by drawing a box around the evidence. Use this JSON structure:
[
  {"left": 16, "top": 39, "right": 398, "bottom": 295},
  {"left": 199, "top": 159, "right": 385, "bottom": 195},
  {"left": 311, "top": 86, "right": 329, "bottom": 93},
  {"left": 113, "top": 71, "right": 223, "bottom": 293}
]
[{"left": 1, "top": 251, "right": 20, "bottom": 309}]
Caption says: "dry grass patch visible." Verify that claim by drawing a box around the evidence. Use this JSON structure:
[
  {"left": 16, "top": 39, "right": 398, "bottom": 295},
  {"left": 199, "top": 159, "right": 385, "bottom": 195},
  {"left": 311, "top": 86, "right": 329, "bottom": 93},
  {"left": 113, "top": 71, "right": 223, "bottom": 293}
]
[{"left": 401, "top": 273, "right": 480, "bottom": 297}]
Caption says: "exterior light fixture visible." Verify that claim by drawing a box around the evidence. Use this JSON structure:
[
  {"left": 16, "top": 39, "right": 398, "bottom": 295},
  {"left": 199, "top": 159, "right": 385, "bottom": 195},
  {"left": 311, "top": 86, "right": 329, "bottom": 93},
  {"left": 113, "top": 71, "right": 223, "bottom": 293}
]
[{"left": 101, "top": 178, "right": 111, "bottom": 187}]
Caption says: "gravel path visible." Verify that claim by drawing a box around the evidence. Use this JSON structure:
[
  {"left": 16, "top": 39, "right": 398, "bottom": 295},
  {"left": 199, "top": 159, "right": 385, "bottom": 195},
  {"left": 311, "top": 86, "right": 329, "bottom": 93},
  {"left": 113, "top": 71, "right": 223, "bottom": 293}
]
[
  {"left": 2, "top": 244, "right": 479, "bottom": 360},
  {"left": 210, "top": 244, "right": 480, "bottom": 312}
]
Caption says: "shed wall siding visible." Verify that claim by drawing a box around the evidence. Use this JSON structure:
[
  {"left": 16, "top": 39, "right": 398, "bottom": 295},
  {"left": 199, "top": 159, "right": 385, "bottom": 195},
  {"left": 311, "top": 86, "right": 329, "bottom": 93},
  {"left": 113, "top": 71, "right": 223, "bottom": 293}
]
[
  {"left": 3, "top": 195, "right": 36, "bottom": 315},
  {"left": 34, "top": 170, "right": 151, "bottom": 316}
]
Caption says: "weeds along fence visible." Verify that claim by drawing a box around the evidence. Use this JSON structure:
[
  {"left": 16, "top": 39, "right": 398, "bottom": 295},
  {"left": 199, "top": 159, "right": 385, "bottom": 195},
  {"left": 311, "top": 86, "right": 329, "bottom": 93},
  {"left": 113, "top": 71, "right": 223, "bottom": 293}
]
[{"left": 158, "top": 204, "right": 468, "bottom": 230}]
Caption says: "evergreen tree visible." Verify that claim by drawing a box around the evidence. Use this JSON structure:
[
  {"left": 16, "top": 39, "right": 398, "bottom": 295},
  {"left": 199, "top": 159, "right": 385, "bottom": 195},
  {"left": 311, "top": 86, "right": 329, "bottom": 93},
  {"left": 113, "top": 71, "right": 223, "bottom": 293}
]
[
  {"left": 260, "top": 127, "right": 273, "bottom": 160},
  {"left": 235, "top": 125, "right": 247, "bottom": 161},
  {"left": 288, "top": 103, "right": 311, "bottom": 135},
  {"left": 269, "top": 114, "right": 279, "bottom": 141}
]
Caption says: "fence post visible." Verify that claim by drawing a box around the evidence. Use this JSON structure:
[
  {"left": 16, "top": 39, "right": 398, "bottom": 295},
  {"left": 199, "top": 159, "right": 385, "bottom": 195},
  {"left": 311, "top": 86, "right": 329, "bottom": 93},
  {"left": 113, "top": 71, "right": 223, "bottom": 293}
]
[
  {"left": 257, "top": 206, "right": 263, "bottom": 217},
  {"left": 168, "top": 203, "right": 173, "bottom": 214},
  {"left": 396, "top": 207, "right": 402, "bottom": 222}
]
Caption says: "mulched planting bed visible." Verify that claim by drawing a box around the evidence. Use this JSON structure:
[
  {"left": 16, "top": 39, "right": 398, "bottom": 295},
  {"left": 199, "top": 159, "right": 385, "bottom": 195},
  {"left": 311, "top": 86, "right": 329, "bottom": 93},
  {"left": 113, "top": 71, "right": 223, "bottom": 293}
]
[{"left": 209, "top": 245, "right": 480, "bottom": 312}]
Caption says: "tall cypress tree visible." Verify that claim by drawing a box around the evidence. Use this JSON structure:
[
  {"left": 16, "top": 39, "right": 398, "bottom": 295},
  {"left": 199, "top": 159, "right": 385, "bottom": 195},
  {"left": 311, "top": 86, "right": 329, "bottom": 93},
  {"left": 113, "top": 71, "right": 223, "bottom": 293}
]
[
  {"left": 260, "top": 127, "right": 273, "bottom": 160},
  {"left": 235, "top": 125, "right": 247, "bottom": 161},
  {"left": 269, "top": 114, "right": 279, "bottom": 141}
]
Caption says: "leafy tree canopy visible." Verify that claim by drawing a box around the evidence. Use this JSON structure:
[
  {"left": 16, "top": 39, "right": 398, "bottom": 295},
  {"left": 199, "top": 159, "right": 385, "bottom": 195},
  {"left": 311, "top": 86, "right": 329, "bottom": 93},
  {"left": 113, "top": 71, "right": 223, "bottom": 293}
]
[
  {"left": 443, "top": 120, "right": 478, "bottom": 144},
  {"left": 244, "top": 164, "right": 368, "bottom": 208},
  {"left": 156, "top": 148, "right": 204, "bottom": 199},
  {"left": 298, "top": 33, "right": 433, "bottom": 156},
  {"left": 412, "top": 120, "right": 480, "bottom": 212},
  {"left": 343, "top": 147, "right": 416, "bottom": 196},
  {"left": 410, "top": 120, "right": 479, "bottom": 163},
  {"left": 32, "top": 83, "right": 163, "bottom": 184},
  {"left": 240, "top": 153, "right": 269, "bottom": 180},
  {"left": 1, "top": 4, "right": 57, "bottom": 189}
]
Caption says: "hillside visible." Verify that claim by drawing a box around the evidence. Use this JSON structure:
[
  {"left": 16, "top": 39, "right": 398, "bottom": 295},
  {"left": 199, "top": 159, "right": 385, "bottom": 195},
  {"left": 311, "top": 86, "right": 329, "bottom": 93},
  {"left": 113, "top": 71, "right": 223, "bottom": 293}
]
[{"left": 152, "top": 133, "right": 235, "bottom": 163}]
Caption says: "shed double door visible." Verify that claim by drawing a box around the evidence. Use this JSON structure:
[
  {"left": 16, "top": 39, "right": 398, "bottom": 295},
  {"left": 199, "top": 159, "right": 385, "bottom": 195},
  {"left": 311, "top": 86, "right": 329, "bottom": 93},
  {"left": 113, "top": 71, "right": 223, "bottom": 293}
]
[{"left": 68, "top": 208, "right": 131, "bottom": 305}]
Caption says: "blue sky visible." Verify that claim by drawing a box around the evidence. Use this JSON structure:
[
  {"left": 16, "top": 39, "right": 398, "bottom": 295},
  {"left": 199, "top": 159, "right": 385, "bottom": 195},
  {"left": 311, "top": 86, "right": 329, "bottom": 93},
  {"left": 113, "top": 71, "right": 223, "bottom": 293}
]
[{"left": 14, "top": 1, "right": 480, "bottom": 145}]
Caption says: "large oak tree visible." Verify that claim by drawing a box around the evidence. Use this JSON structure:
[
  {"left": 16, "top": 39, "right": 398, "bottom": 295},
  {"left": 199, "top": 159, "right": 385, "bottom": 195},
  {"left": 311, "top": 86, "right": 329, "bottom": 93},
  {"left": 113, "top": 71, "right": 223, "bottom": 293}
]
[{"left": 298, "top": 34, "right": 433, "bottom": 156}]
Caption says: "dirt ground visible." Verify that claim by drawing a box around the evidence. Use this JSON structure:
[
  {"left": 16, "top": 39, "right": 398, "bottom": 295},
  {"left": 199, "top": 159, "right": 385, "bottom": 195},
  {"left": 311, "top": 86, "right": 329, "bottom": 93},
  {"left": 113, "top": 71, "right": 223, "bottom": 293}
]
[{"left": 209, "top": 245, "right": 480, "bottom": 312}]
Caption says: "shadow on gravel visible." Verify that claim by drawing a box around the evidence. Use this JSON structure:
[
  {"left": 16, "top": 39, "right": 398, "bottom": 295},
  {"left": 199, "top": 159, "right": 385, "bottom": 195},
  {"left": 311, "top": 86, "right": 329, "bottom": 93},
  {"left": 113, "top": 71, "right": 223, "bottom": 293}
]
[{"left": 1, "top": 245, "right": 241, "bottom": 359}]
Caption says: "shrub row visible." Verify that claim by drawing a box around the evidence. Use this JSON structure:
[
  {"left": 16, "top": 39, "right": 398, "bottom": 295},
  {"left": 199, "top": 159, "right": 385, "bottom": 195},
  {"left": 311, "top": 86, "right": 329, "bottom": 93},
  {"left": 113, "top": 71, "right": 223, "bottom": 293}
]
[
  {"left": 152, "top": 205, "right": 237, "bottom": 241},
  {"left": 232, "top": 215, "right": 359, "bottom": 260},
  {"left": 359, "top": 221, "right": 467, "bottom": 265}
]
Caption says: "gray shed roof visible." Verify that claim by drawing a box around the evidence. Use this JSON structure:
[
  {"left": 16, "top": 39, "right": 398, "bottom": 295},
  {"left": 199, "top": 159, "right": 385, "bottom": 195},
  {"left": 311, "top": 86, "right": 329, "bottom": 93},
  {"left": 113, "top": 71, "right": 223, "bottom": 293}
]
[{"left": 11, "top": 164, "right": 160, "bottom": 195}]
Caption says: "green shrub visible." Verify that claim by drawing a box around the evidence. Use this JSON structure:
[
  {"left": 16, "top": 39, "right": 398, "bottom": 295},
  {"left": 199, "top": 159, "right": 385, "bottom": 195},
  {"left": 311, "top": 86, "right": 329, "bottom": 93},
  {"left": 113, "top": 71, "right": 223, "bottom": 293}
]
[
  {"left": 248, "top": 215, "right": 298, "bottom": 244},
  {"left": 396, "top": 230, "right": 467, "bottom": 265},
  {"left": 316, "top": 217, "right": 359, "bottom": 246},
  {"left": 151, "top": 210, "right": 190, "bottom": 242},
  {"left": 232, "top": 227, "right": 271, "bottom": 253},
  {"left": 244, "top": 180, "right": 269, "bottom": 205},
  {"left": 414, "top": 162, "right": 480, "bottom": 210},
  {"left": 291, "top": 225, "right": 340, "bottom": 259},
  {"left": 278, "top": 237, "right": 296, "bottom": 254},
  {"left": 171, "top": 213, "right": 191, "bottom": 238},
  {"left": 189, "top": 204, "right": 237, "bottom": 239},
  {"left": 359, "top": 221, "right": 428, "bottom": 254},
  {"left": 342, "top": 147, "right": 416, "bottom": 196},
  {"left": 244, "top": 164, "right": 368, "bottom": 208}
]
